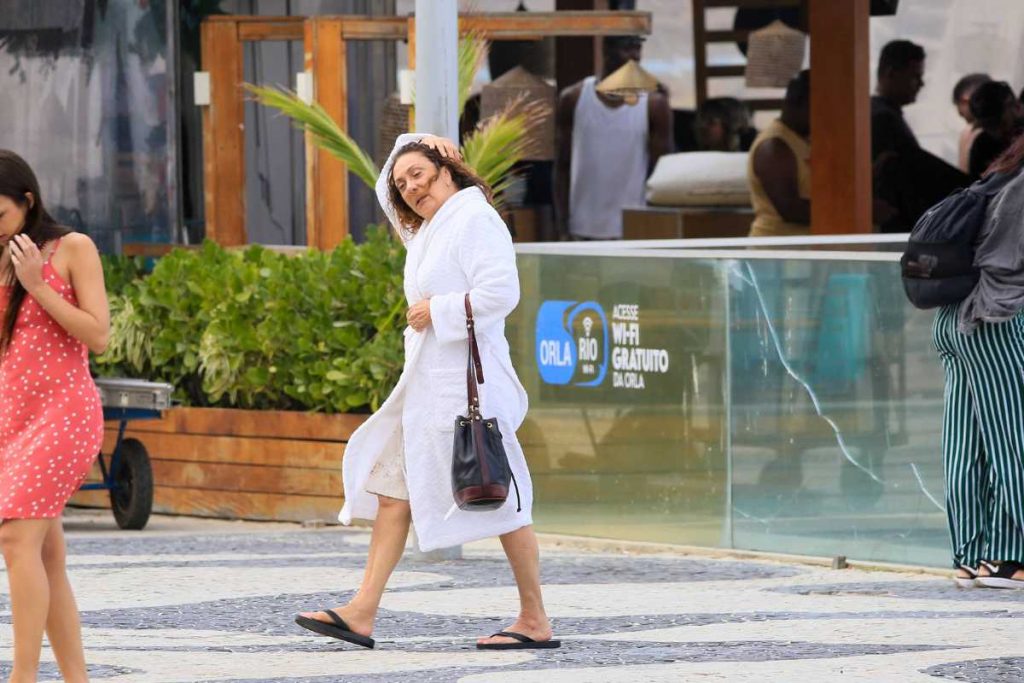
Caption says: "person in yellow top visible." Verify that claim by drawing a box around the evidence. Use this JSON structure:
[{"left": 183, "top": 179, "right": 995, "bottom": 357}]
[{"left": 747, "top": 70, "right": 811, "bottom": 237}]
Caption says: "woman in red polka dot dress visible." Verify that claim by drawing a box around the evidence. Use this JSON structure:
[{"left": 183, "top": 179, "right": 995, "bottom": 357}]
[{"left": 0, "top": 150, "right": 109, "bottom": 683}]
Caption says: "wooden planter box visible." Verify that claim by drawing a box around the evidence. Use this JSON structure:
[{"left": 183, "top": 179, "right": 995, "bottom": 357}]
[{"left": 70, "top": 407, "right": 368, "bottom": 523}]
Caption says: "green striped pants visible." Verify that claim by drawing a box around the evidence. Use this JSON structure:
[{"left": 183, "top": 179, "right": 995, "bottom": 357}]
[{"left": 933, "top": 304, "right": 1024, "bottom": 568}]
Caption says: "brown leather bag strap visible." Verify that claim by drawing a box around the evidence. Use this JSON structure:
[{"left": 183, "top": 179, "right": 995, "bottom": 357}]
[
  {"left": 466, "top": 350, "right": 479, "bottom": 417},
  {"left": 465, "top": 293, "right": 485, "bottom": 417},
  {"left": 465, "top": 293, "right": 484, "bottom": 383}
]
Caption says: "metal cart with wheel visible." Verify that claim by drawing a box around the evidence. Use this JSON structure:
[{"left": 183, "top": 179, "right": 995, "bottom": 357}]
[{"left": 82, "top": 378, "right": 173, "bottom": 530}]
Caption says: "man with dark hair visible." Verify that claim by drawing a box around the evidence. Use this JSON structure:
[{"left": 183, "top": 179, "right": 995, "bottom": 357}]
[
  {"left": 872, "top": 40, "right": 968, "bottom": 231},
  {"left": 872, "top": 39, "right": 926, "bottom": 160},
  {"left": 554, "top": 36, "right": 673, "bottom": 240},
  {"left": 747, "top": 70, "right": 811, "bottom": 237}
]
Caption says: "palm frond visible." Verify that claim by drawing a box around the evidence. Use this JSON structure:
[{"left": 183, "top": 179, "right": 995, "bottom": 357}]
[
  {"left": 457, "top": 30, "right": 489, "bottom": 118},
  {"left": 461, "top": 97, "right": 550, "bottom": 211},
  {"left": 245, "top": 84, "right": 380, "bottom": 190}
]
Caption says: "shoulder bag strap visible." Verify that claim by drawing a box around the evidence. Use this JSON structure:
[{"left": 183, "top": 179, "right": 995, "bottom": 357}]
[
  {"left": 465, "top": 293, "right": 485, "bottom": 417},
  {"left": 465, "top": 292, "right": 522, "bottom": 512}
]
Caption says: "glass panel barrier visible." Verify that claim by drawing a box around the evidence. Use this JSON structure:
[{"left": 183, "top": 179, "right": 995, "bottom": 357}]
[
  {"left": 510, "top": 249, "right": 949, "bottom": 567},
  {"left": 727, "top": 258, "right": 946, "bottom": 567},
  {"left": 508, "top": 253, "right": 730, "bottom": 546}
]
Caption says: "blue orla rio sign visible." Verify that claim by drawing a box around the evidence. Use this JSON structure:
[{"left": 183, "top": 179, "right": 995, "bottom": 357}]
[{"left": 535, "top": 300, "right": 609, "bottom": 386}]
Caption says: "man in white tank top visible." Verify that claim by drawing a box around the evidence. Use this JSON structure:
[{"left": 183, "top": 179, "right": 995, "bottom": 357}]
[{"left": 555, "top": 36, "right": 673, "bottom": 240}]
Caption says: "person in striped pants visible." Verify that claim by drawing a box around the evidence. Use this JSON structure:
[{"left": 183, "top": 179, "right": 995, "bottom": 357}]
[
  {"left": 934, "top": 305, "right": 1024, "bottom": 588},
  {"left": 935, "top": 138, "right": 1024, "bottom": 589}
]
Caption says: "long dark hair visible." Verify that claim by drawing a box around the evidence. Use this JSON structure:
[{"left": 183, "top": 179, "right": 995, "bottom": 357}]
[
  {"left": 386, "top": 142, "right": 493, "bottom": 235},
  {"left": 0, "top": 150, "right": 70, "bottom": 351}
]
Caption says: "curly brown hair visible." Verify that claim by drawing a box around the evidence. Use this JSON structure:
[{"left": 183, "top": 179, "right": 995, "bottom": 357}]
[{"left": 387, "top": 142, "right": 494, "bottom": 234}]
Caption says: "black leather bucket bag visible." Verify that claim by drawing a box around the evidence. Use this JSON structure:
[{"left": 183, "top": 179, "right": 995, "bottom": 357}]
[{"left": 451, "top": 293, "right": 521, "bottom": 512}]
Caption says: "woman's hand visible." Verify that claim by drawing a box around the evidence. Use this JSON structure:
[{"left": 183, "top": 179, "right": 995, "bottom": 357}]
[
  {"left": 407, "top": 299, "right": 432, "bottom": 332},
  {"left": 9, "top": 234, "right": 45, "bottom": 294},
  {"left": 420, "top": 135, "right": 462, "bottom": 161}
]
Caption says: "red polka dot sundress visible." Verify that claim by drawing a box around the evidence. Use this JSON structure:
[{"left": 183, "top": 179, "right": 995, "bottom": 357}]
[{"left": 0, "top": 239, "right": 104, "bottom": 519}]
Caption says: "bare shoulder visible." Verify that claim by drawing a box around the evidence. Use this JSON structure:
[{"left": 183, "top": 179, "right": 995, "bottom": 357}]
[
  {"left": 54, "top": 232, "right": 101, "bottom": 276},
  {"left": 61, "top": 231, "right": 100, "bottom": 255},
  {"left": 754, "top": 137, "right": 795, "bottom": 163},
  {"left": 752, "top": 137, "right": 797, "bottom": 180}
]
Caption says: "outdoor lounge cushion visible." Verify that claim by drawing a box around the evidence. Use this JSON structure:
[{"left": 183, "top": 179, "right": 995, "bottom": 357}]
[{"left": 645, "top": 151, "right": 751, "bottom": 207}]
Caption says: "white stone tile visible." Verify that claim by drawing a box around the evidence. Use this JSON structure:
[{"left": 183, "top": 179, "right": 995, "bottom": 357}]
[
  {"left": 381, "top": 578, "right": 1024, "bottom": 619},
  {"left": 0, "top": 567, "right": 450, "bottom": 612}
]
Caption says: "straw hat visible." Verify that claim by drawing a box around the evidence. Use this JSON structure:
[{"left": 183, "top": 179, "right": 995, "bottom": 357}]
[
  {"left": 595, "top": 59, "right": 658, "bottom": 105},
  {"left": 480, "top": 66, "right": 556, "bottom": 161}
]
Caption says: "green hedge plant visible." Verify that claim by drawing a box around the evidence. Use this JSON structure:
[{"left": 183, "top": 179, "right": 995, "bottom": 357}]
[{"left": 95, "top": 227, "right": 406, "bottom": 414}]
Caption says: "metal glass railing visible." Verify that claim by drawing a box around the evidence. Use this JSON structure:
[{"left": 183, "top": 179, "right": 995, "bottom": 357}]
[{"left": 510, "top": 236, "right": 949, "bottom": 567}]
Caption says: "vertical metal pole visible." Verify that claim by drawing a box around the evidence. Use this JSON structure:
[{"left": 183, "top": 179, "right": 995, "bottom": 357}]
[
  {"left": 414, "top": 0, "right": 458, "bottom": 137},
  {"left": 722, "top": 262, "right": 734, "bottom": 549},
  {"left": 166, "top": 0, "right": 184, "bottom": 244},
  {"left": 410, "top": 0, "right": 462, "bottom": 562}
]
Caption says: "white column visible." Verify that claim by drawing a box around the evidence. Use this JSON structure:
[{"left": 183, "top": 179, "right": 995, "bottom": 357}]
[{"left": 414, "top": 0, "right": 459, "bottom": 137}]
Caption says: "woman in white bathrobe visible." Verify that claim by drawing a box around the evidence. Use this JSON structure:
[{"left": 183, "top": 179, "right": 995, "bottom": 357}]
[{"left": 295, "top": 134, "right": 559, "bottom": 651}]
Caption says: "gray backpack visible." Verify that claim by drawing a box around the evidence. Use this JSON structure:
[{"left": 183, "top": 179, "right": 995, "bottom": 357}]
[{"left": 900, "top": 172, "right": 1014, "bottom": 309}]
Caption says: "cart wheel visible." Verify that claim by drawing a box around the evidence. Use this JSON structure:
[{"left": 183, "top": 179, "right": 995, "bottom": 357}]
[{"left": 109, "top": 438, "right": 154, "bottom": 530}]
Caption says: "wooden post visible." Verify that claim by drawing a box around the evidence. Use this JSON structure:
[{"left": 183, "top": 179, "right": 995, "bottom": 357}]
[
  {"left": 200, "top": 20, "right": 246, "bottom": 246},
  {"left": 407, "top": 15, "right": 416, "bottom": 131},
  {"left": 691, "top": 0, "right": 708, "bottom": 109},
  {"left": 809, "top": 0, "right": 872, "bottom": 234},
  {"left": 304, "top": 17, "right": 349, "bottom": 250},
  {"left": 555, "top": 0, "right": 600, "bottom": 92}
]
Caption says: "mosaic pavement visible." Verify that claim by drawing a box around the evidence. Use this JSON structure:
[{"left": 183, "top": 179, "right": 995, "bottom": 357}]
[{"left": 0, "top": 511, "right": 1022, "bottom": 682}]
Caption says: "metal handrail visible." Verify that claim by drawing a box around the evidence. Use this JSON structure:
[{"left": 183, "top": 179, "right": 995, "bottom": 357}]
[{"left": 516, "top": 233, "right": 910, "bottom": 253}]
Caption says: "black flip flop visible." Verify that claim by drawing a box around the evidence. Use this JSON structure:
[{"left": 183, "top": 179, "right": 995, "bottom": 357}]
[
  {"left": 476, "top": 630, "right": 561, "bottom": 650},
  {"left": 295, "top": 609, "right": 376, "bottom": 649},
  {"left": 975, "top": 561, "right": 1024, "bottom": 589}
]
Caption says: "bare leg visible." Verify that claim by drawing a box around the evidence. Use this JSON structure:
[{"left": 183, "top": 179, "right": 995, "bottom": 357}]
[
  {"left": 41, "top": 520, "right": 88, "bottom": 683},
  {"left": 477, "top": 525, "right": 554, "bottom": 646},
  {"left": 299, "top": 495, "right": 411, "bottom": 636},
  {"left": 1, "top": 519, "right": 54, "bottom": 683}
]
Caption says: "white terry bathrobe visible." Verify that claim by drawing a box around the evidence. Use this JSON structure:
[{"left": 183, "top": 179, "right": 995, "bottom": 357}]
[{"left": 338, "top": 133, "right": 534, "bottom": 551}]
